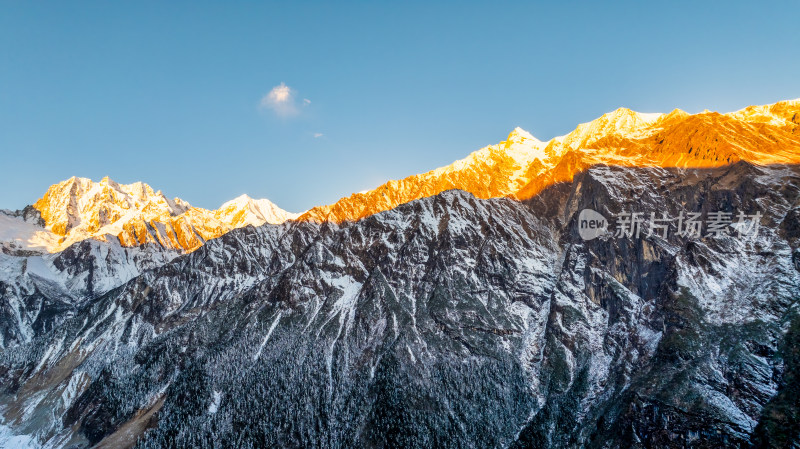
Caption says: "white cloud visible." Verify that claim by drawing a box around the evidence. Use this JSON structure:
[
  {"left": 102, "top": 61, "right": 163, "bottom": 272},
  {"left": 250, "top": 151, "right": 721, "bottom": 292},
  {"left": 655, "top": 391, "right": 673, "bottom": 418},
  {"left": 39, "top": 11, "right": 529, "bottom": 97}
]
[
  {"left": 260, "top": 83, "right": 309, "bottom": 117},
  {"left": 313, "top": 133, "right": 323, "bottom": 138}
]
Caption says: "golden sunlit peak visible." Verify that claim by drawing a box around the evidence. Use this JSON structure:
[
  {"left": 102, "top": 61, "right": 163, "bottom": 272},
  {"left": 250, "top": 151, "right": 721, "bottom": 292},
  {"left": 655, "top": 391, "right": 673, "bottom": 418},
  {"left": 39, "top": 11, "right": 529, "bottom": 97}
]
[
  {"left": 506, "top": 126, "right": 539, "bottom": 143},
  {"left": 15, "top": 176, "right": 297, "bottom": 254},
  {"left": 301, "top": 98, "right": 800, "bottom": 224}
]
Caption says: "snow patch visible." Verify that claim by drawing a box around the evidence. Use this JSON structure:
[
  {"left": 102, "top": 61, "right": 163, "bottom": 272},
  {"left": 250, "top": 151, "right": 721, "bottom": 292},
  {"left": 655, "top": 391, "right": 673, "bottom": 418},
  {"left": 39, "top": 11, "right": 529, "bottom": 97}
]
[
  {"left": 208, "top": 391, "right": 222, "bottom": 414},
  {"left": 253, "top": 311, "right": 283, "bottom": 361},
  {"left": 0, "top": 422, "right": 40, "bottom": 449}
]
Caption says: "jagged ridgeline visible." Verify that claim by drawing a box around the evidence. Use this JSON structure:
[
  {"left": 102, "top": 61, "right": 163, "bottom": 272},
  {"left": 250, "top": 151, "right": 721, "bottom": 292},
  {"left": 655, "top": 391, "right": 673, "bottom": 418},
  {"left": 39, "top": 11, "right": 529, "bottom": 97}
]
[{"left": 1, "top": 100, "right": 799, "bottom": 448}]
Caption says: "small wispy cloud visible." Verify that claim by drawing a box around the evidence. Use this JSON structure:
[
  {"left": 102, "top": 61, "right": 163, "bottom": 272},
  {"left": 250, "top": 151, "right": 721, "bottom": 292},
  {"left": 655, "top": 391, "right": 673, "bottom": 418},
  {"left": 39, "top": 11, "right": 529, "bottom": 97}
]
[
  {"left": 260, "top": 83, "right": 309, "bottom": 117},
  {"left": 313, "top": 133, "right": 324, "bottom": 138}
]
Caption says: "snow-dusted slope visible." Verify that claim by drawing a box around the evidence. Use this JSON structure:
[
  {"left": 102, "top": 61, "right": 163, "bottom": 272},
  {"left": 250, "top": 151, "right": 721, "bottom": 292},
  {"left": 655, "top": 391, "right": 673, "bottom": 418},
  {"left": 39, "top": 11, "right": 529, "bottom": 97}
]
[
  {"left": 1, "top": 161, "right": 798, "bottom": 448},
  {"left": 0, "top": 180, "right": 296, "bottom": 348},
  {"left": 0, "top": 209, "right": 59, "bottom": 254},
  {"left": 0, "top": 239, "right": 180, "bottom": 348},
  {"left": 1, "top": 98, "right": 800, "bottom": 447}
]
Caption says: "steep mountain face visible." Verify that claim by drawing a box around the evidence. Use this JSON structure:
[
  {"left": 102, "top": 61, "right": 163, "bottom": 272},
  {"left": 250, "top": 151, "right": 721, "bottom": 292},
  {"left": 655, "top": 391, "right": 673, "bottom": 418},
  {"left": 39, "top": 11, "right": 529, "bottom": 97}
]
[
  {"left": 0, "top": 240, "right": 179, "bottom": 349},
  {"left": 1, "top": 99, "right": 799, "bottom": 448},
  {"left": 0, "top": 178, "right": 296, "bottom": 350},
  {"left": 5, "top": 176, "right": 297, "bottom": 254},
  {"left": 0, "top": 160, "right": 798, "bottom": 448}
]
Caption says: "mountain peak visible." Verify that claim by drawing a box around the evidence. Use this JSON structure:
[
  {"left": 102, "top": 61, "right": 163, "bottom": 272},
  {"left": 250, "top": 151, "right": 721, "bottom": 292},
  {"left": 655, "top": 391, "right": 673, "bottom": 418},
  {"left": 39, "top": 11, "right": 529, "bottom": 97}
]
[
  {"left": 216, "top": 194, "right": 298, "bottom": 227},
  {"left": 599, "top": 106, "right": 662, "bottom": 131},
  {"left": 607, "top": 106, "right": 660, "bottom": 121},
  {"left": 225, "top": 194, "right": 256, "bottom": 204},
  {"left": 507, "top": 127, "right": 540, "bottom": 144},
  {"left": 551, "top": 106, "right": 666, "bottom": 152}
]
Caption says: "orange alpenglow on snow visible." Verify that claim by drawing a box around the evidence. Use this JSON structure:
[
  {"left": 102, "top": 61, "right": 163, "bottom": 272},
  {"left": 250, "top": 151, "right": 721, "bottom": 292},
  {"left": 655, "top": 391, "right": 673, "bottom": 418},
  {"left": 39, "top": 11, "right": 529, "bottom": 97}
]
[
  {"left": 299, "top": 99, "right": 800, "bottom": 222},
  {"left": 19, "top": 98, "right": 800, "bottom": 253},
  {"left": 29, "top": 177, "right": 297, "bottom": 253}
]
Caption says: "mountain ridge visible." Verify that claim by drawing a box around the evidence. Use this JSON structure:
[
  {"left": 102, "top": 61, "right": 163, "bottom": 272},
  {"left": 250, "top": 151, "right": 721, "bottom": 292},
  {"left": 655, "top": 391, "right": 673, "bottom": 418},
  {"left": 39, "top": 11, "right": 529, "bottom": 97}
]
[
  {"left": 4, "top": 98, "right": 800, "bottom": 254},
  {"left": 300, "top": 98, "right": 800, "bottom": 222}
]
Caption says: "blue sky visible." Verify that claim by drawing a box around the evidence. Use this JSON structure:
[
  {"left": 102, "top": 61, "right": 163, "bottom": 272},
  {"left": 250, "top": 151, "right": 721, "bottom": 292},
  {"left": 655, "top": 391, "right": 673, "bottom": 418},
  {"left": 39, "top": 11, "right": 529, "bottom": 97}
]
[{"left": 1, "top": 1, "right": 798, "bottom": 212}]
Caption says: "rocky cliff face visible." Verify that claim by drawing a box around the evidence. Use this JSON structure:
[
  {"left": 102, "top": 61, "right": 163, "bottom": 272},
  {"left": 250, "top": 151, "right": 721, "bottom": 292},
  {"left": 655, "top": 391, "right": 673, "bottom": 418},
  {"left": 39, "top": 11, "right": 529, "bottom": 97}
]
[
  {"left": 0, "top": 238, "right": 180, "bottom": 349},
  {"left": 1, "top": 159, "right": 798, "bottom": 448},
  {"left": 0, "top": 178, "right": 300, "bottom": 351}
]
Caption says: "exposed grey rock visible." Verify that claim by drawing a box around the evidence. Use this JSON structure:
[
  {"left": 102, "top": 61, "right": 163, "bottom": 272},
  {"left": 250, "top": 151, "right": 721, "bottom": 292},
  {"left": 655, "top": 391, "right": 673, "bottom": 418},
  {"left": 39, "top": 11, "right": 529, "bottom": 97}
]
[{"left": 1, "top": 162, "right": 799, "bottom": 448}]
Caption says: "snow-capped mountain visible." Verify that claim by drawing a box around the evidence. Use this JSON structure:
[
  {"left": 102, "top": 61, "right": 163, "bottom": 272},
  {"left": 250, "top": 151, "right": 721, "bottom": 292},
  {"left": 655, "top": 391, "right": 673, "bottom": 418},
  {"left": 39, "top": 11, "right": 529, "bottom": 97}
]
[
  {"left": 1, "top": 99, "right": 799, "bottom": 448},
  {"left": 301, "top": 99, "right": 800, "bottom": 222},
  {"left": 214, "top": 194, "right": 299, "bottom": 228},
  {"left": 1, "top": 176, "right": 297, "bottom": 254},
  {"left": 0, "top": 179, "right": 297, "bottom": 349}
]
